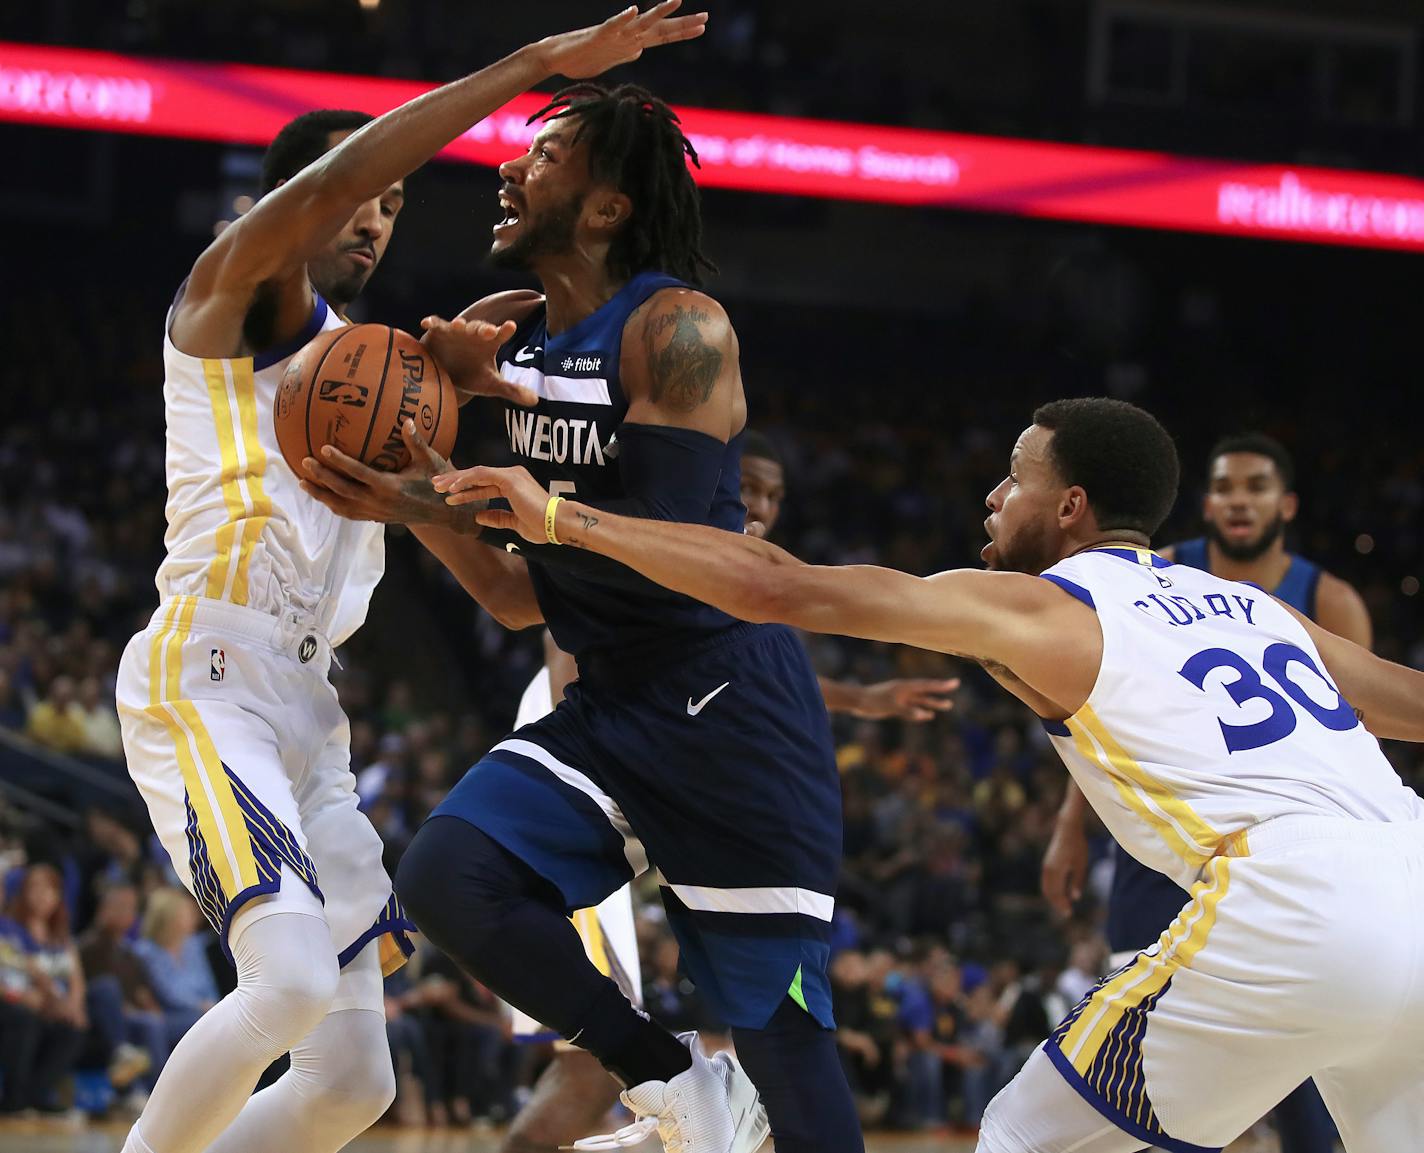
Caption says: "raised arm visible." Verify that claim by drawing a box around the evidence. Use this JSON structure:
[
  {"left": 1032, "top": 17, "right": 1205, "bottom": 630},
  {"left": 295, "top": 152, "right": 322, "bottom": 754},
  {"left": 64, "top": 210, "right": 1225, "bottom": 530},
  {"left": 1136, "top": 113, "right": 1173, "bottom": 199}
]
[{"left": 171, "top": 3, "right": 708, "bottom": 357}]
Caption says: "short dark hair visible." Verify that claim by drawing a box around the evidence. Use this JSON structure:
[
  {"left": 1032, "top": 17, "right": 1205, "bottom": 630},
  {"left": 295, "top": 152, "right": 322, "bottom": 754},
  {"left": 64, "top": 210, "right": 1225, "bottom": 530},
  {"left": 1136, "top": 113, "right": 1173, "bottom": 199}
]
[
  {"left": 741, "top": 429, "right": 783, "bottom": 466},
  {"left": 526, "top": 83, "right": 716, "bottom": 286},
  {"left": 1207, "top": 432, "right": 1295, "bottom": 490},
  {"left": 260, "top": 109, "right": 373, "bottom": 195},
  {"left": 1032, "top": 398, "right": 1180, "bottom": 537}
]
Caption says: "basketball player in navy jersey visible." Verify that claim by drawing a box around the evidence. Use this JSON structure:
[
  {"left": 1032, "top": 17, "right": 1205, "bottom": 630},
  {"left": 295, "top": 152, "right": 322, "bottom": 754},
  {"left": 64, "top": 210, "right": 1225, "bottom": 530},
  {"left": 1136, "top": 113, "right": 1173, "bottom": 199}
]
[
  {"left": 302, "top": 84, "right": 862, "bottom": 1152},
  {"left": 1042, "top": 431, "right": 1369, "bottom": 1153}
]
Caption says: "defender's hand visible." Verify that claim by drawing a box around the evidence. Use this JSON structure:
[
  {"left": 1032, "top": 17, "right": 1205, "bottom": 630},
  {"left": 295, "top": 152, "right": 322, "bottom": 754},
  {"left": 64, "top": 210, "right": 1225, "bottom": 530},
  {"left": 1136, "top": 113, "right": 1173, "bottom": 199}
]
[
  {"left": 433, "top": 464, "right": 550, "bottom": 543},
  {"left": 537, "top": 2, "right": 708, "bottom": 79},
  {"left": 420, "top": 315, "right": 536, "bottom": 407},
  {"left": 851, "top": 678, "right": 961, "bottom": 722},
  {"left": 300, "top": 420, "right": 467, "bottom": 529},
  {"left": 1041, "top": 814, "right": 1090, "bottom": 917}
]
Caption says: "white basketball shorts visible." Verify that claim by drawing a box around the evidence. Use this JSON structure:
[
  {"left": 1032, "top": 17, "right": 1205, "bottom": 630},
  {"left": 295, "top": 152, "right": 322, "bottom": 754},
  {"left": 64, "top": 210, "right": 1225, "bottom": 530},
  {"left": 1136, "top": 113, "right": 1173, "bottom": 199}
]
[
  {"left": 116, "top": 596, "right": 413, "bottom": 976},
  {"left": 1003, "top": 814, "right": 1424, "bottom": 1153}
]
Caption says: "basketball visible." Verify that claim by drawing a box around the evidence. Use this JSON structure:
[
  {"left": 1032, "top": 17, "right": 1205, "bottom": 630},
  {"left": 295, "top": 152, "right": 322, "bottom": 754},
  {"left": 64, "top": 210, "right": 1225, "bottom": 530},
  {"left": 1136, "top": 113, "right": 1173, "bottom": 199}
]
[{"left": 274, "top": 324, "right": 457, "bottom": 476}]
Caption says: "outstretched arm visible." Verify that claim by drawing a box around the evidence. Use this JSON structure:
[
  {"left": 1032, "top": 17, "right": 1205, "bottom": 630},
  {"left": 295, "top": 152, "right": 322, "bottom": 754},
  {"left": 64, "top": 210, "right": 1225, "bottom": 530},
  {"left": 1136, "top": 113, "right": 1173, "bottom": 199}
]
[
  {"left": 437, "top": 465, "right": 1102, "bottom": 712},
  {"left": 172, "top": 3, "right": 708, "bottom": 357}
]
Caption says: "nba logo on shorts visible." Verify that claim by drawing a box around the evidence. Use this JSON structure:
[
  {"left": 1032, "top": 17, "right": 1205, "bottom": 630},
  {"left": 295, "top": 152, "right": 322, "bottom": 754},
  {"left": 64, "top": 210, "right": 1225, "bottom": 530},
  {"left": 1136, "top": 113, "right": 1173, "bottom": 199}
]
[{"left": 210, "top": 649, "right": 225, "bottom": 682}]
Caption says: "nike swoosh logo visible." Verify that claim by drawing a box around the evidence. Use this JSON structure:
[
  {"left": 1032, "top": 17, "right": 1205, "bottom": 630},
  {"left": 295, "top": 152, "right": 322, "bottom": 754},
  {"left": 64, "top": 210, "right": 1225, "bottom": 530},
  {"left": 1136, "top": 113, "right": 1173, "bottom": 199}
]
[
  {"left": 506, "top": 543, "right": 521, "bottom": 553},
  {"left": 687, "top": 682, "right": 730, "bottom": 716},
  {"left": 513, "top": 346, "right": 539, "bottom": 364}
]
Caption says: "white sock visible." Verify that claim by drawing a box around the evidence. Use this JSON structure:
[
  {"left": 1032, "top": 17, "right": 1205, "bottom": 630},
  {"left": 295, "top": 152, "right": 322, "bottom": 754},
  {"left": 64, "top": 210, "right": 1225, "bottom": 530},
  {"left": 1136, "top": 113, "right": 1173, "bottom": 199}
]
[{"left": 125, "top": 908, "right": 339, "bottom": 1153}]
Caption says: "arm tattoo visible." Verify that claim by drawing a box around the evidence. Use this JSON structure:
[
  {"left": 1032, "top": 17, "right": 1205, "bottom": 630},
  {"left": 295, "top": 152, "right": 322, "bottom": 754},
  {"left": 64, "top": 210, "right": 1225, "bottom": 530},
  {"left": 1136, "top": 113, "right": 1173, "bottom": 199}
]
[
  {"left": 644, "top": 305, "right": 722, "bottom": 412},
  {"left": 564, "top": 510, "right": 599, "bottom": 550}
]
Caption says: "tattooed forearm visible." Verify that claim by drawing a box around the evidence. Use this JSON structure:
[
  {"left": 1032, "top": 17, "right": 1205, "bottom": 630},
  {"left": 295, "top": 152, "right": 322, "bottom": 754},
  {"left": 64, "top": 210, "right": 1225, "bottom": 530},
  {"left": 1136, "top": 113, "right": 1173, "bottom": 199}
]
[
  {"left": 645, "top": 305, "right": 722, "bottom": 412},
  {"left": 562, "top": 509, "right": 599, "bottom": 550}
]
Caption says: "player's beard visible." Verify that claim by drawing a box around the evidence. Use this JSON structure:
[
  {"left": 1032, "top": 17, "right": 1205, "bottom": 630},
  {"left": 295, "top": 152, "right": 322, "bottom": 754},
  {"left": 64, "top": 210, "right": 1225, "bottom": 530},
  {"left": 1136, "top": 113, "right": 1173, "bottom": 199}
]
[
  {"left": 987, "top": 519, "right": 1058, "bottom": 576},
  {"left": 1207, "top": 512, "right": 1286, "bottom": 562},
  {"left": 488, "top": 191, "right": 583, "bottom": 271},
  {"left": 309, "top": 253, "right": 372, "bottom": 310}
]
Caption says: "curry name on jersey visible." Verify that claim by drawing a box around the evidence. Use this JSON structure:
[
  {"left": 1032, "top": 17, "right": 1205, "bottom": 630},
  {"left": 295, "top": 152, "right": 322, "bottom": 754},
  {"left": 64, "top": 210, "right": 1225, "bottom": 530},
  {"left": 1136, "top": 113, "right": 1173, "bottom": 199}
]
[{"left": 1040, "top": 548, "right": 1421, "bottom": 890}]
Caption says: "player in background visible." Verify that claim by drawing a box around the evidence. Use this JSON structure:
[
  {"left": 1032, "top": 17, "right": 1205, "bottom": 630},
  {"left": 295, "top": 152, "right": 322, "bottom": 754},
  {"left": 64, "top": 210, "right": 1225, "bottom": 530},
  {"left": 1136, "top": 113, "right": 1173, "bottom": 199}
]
[
  {"left": 113, "top": 10, "right": 707, "bottom": 1153},
  {"left": 303, "top": 81, "right": 863, "bottom": 1152},
  {"left": 452, "top": 397, "right": 1424, "bottom": 1153},
  {"left": 497, "top": 428, "right": 956, "bottom": 1152},
  {"left": 1041, "top": 432, "right": 1369, "bottom": 1153}
]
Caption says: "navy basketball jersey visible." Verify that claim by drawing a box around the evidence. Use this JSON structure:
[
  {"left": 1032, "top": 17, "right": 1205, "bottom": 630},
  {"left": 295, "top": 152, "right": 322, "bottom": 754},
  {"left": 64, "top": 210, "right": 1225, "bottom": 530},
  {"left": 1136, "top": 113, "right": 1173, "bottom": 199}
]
[
  {"left": 1107, "top": 535, "right": 1325, "bottom": 954},
  {"left": 490, "top": 270, "right": 744, "bottom": 660},
  {"left": 1172, "top": 537, "right": 1322, "bottom": 616}
]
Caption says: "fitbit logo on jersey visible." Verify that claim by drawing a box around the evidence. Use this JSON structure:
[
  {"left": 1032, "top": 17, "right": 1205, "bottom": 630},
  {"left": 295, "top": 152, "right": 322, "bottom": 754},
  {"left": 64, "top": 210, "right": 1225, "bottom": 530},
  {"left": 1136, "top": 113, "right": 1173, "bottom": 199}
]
[
  {"left": 504, "top": 409, "right": 607, "bottom": 466},
  {"left": 369, "top": 350, "right": 428, "bottom": 472}
]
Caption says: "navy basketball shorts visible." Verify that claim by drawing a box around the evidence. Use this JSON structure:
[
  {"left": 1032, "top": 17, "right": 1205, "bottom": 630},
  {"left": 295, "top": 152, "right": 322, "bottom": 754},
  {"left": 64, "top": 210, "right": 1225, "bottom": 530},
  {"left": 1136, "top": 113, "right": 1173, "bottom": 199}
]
[{"left": 432, "top": 622, "right": 842, "bottom": 1032}]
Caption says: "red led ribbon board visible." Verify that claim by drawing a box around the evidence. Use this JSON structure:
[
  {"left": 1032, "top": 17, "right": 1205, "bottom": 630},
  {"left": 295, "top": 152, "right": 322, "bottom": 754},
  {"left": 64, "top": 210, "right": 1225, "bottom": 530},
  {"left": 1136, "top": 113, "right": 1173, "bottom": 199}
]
[{"left": 5, "top": 39, "right": 1424, "bottom": 252}]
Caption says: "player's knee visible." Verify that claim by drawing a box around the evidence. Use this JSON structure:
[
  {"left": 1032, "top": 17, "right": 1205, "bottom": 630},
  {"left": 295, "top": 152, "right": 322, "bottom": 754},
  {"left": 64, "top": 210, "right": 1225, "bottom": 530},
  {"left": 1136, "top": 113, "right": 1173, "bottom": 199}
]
[
  {"left": 396, "top": 817, "right": 522, "bottom": 952},
  {"left": 301, "top": 1044, "right": 397, "bottom": 1130},
  {"left": 233, "top": 953, "right": 341, "bottom": 1053}
]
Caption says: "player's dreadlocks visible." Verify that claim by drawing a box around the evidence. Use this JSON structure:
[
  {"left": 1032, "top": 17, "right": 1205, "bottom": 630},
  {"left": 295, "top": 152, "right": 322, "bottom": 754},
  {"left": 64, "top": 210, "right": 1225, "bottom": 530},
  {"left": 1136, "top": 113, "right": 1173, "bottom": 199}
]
[{"left": 527, "top": 82, "right": 717, "bottom": 287}]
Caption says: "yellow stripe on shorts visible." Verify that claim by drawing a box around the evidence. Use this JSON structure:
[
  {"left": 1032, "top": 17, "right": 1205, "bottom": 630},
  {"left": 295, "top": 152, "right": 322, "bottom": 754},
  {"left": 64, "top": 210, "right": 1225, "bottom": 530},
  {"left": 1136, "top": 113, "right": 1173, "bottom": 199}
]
[
  {"left": 1058, "top": 857, "right": 1230, "bottom": 1084},
  {"left": 573, "top": 907, "right": 612, "bottom": 978},
  {"left": 144, "top": 596, "right": 259, "bottom": 902}
]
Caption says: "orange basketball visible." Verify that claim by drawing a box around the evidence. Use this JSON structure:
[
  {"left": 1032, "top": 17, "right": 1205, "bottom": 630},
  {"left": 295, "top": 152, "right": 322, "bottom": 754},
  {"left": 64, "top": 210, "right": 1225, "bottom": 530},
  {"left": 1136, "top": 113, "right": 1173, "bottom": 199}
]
[{"left": 274, "top": 324, "right": 457, "bottom": 477}]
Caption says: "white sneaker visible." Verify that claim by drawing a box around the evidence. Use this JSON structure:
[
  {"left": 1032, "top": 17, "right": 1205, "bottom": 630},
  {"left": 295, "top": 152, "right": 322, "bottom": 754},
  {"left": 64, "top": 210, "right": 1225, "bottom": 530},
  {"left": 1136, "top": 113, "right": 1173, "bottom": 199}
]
[{"left": 571, "top": 1032, "right": 769, "bottom": 1152}]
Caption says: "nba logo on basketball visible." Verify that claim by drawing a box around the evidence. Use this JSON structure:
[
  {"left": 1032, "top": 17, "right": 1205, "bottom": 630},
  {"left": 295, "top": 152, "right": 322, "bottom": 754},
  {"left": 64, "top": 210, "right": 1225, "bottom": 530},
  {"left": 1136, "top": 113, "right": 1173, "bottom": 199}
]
[{"left": 210, "top": 649, "right": 225, "bottom": 682}]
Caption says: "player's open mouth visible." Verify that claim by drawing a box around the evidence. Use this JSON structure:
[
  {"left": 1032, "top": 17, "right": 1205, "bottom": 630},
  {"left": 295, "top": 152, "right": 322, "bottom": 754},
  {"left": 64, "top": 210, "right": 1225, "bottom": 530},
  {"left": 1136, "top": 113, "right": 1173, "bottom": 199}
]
[{"left": 494, "top": 191, "right": 523, "bottom": 235}]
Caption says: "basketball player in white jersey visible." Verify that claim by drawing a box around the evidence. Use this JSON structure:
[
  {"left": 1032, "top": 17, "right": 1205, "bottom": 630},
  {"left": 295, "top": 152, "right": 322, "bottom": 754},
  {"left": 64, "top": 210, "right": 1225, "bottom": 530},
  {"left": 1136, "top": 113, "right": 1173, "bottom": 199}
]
[
  {"left": 454, "top": 396, "right": 1424, "bottom": 1153},
  {"left": 113, "top": 10, "right": 708, "bottom": 1153}
]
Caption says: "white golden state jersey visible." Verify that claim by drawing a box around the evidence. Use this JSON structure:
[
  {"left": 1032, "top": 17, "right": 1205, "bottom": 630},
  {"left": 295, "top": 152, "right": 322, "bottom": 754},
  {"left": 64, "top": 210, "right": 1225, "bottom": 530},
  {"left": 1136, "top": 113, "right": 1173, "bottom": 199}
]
[
  {"left": 157, "top": 296, "right": 384, "bottom": 644},
  {"left": 1040, "top": 547, "right": 1423, "bottom": 890}
]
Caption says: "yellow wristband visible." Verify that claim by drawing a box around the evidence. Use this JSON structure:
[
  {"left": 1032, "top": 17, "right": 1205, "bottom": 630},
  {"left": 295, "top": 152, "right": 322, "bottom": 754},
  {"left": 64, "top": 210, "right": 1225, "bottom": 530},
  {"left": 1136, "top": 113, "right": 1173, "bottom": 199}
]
[{"left": 545, "top": 495, "right": 565, "bottom": 545}]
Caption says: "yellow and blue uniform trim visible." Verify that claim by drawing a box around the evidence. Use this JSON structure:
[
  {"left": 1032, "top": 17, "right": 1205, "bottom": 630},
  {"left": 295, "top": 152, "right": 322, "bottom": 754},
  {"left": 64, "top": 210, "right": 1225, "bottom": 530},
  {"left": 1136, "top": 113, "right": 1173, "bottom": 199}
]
[
  {"left": 340, "top": 892, "right": 416, "bottom": 978},
  {"left": 146, "top": 596, "right": 324, "bottom": 964},
  {"left": 1045, "top": 857, "right": 1231, "bottom": 1153}
]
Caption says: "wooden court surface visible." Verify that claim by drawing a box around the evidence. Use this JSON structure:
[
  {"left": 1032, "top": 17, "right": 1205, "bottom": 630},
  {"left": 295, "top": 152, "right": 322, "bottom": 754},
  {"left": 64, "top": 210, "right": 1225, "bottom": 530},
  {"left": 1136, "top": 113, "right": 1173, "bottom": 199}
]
[{"left": 0, "top": 1120, "right": 1281, "bottom": 1152}]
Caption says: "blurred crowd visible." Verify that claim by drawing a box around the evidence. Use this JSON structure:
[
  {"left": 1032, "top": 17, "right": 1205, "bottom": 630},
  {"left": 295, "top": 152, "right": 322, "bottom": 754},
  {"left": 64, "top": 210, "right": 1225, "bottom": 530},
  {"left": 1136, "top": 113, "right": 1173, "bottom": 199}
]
[{"left": 3, "top": 209, "right": 1424, "bottom": 1134}]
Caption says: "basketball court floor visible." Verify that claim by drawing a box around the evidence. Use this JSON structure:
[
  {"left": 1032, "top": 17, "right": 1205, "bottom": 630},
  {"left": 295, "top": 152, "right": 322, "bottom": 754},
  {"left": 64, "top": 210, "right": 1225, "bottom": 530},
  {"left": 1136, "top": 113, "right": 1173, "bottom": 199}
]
[{"left": 0, "top": 1121, "right": 1282, "bottom": 1152}]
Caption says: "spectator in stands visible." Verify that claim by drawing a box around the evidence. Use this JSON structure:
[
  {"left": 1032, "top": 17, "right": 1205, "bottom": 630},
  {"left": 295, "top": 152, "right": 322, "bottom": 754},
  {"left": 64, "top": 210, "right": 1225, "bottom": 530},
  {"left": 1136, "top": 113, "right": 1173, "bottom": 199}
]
[
  {"left": 383, "top": 964, "right": 433, "bottom": 1127},
  {"left": 0, "top": 863, "right": 88, "bottom": 1114},
  {"left": 25, "top": 673, "right": 88, "bottom": 754},
  {"left": 75, "top": 675, "right": 123, "bottom": 758},
  {"left": 829, "top": 949, "right": 894, "bottom": 1126},
  {"left": 74, "top": 808, "right": 145, "bottom": 929},
  {"left": 1055, "top": 936, "right": 1108, "bottom": 1006},
  {"left": 130, "top": 887, "right": 218, "bottom": 1046},
  {"left": 79, "top": 881, "right": 166, "bottom": 1100},
  {"left": 417, "top": 949, "right": 516, "bottom": 1126}
]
